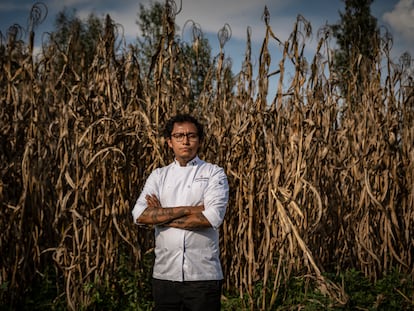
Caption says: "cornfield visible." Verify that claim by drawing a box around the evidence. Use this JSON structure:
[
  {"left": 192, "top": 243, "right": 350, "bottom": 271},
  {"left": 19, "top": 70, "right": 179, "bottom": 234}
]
[{"left": 1, "top": 2, "right": 413, "bottom": 310}]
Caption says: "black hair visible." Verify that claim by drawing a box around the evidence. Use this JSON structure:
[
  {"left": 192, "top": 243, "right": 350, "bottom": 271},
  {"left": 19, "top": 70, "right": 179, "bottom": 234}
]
[{"left": 163, "top": 114, "right": 204, "bottom": 140}]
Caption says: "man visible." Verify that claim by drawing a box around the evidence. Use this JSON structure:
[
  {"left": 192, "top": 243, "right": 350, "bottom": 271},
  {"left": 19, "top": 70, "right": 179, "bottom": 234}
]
[{"left": 132, "top": 114, "right": 229, "bottom": 311}]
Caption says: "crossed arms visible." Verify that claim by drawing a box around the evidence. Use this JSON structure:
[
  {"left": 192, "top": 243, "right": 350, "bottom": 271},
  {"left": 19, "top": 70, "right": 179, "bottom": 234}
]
[{"left": 136, "top": 194, "right": 212, "bottom": 229}]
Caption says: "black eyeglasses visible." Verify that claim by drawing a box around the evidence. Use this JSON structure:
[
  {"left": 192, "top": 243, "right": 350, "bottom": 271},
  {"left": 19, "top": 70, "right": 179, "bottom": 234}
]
[{"left": 171, "top": 132, "right": 199, "bottom": 142}]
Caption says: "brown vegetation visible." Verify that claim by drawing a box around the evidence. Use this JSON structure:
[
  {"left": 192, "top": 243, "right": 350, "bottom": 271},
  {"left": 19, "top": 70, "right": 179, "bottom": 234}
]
[{"left": 0, "top": 2, "right": 413, "bottom": 310}]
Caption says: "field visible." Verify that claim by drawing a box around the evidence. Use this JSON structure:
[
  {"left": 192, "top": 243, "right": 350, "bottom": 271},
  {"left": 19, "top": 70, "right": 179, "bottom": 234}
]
[{"left": 1, "top": 3, "right": 413, "bottom": 310}]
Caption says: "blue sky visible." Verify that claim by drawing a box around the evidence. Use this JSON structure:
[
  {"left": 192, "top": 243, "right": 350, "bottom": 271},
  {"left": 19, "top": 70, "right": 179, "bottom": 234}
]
[{"left": 0, "top": 0, "right": 413, "bottom": 72}]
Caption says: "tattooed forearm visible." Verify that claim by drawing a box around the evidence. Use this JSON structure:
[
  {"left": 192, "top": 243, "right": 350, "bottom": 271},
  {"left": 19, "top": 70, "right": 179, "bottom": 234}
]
[
  {"left": 135, "top": 194, "right": 206, "bottom": 226},
  {"left": 163, "top": 212, "right": 211, "bottom": 229},
  {"left": 139, "top": 206, "right": 192, "bottom": 225}
]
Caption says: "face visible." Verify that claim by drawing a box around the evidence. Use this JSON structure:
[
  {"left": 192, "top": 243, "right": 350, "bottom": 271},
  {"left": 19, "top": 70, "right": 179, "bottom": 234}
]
[{"left": 167, "top": 121, "right": 200, "bottom": 166}]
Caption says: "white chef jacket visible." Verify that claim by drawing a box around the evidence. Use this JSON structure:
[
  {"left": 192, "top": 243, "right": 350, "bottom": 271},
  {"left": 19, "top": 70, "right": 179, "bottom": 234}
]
[{"left": 132, "top": 156, "right": 229, "bottom": 281}]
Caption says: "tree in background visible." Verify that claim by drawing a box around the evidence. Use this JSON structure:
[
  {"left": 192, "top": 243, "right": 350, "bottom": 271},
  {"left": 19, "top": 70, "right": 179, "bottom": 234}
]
[
  {"left": 135, "top": 1, "right": 215, "bottom": 104},
  {"left": 47, "top": 9, "right": 105, "bottom": 76},
  {"left": 330, "top": 0, "right": 380, "bottom": 108},
  {"left": 136, "top": 1, "right": 165, "bottom": 73},
  {"left": 45, "top": 1, "right": 218, "bottom": 105}
]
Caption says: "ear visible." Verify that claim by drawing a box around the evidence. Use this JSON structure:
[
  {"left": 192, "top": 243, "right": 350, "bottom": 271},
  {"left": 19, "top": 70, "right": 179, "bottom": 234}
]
[{"left": 167, "top": 138, "right": 173, "bottom": 149}]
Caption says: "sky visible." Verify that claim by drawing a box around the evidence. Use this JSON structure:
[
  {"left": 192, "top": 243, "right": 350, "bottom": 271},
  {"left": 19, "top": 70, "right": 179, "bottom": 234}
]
[{"left": 0, "top": 0, "right": 413, "bottom": 73}]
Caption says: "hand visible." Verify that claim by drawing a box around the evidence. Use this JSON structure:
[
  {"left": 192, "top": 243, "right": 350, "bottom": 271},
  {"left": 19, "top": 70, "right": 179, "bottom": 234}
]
[{"left": 145, "top": 194, "right": 162, "bottom": 209}]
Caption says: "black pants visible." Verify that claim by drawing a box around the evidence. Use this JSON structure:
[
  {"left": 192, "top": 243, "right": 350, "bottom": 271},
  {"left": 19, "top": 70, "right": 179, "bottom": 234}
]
[{"left": 152, "top": 278, "right": 222, "bottom": 311}]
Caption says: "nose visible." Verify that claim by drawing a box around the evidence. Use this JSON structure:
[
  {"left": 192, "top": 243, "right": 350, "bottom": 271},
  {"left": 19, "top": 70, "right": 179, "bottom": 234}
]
[{"left": 182, "top": 135, "right": 190, "bottom": 144}]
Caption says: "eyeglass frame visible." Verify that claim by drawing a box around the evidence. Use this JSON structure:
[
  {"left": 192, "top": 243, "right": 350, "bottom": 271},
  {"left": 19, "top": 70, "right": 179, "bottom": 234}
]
[{"left": 170, "top": 132, "right": 199, "bottom": 142}]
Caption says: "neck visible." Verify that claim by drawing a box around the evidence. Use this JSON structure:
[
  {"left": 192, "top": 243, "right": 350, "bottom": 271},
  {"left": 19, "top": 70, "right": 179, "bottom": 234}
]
[{"left": 176, "top": 156, "right": 197, "bottom": 167}]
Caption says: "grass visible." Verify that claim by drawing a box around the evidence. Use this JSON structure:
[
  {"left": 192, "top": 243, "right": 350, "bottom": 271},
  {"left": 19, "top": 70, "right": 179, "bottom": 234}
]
[{"left": 2, "top": 267, "right": 411, "bottom": 310}]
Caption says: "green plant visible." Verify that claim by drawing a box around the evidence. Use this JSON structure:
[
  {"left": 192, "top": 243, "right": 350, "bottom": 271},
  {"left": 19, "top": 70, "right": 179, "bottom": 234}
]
[
  {"left": 83, "top": 248, "right": 154, "bottom": 310},
  {"left": 13, "top": 265, "right": 65, "bottom": 311},
  {"left": 341, "top": 269, "right": 376, "bottom": 309},
  {"left": 373, "top": 269, "right": 414, "bottom": 310}
]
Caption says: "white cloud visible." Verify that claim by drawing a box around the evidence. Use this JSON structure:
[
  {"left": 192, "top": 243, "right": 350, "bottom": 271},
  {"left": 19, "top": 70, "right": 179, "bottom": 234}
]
[
  {"left": 383, "top": 0, "right": 414, "bottom": 40},
  {"left": 69, "top": 0, "right": 148, "bottom": 41},
  {"left": 62, "top": 0, "right": 295, "bottom": 47},
  {"left": 175, "top": 0, "right": 291, "bottom": 42},
  {"left": 100, "top": 10, "right": 141, "bottom": 41}
]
